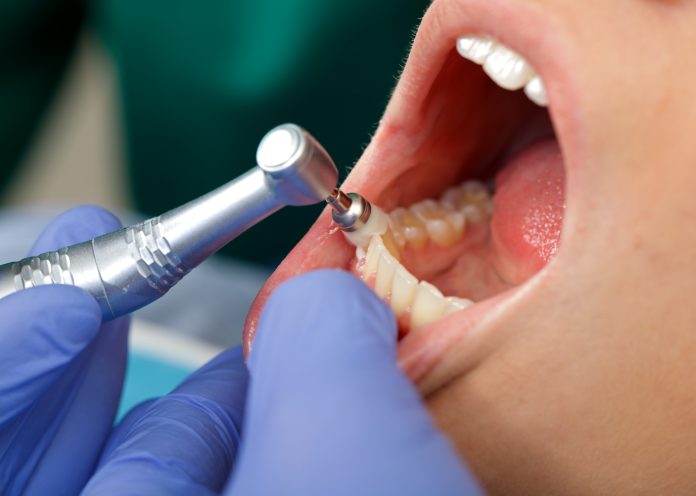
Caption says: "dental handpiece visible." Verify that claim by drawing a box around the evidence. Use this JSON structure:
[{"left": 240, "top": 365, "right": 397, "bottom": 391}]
[
  {"left": 327, "top": 188, "right": 389, "bottom": 248},
  {"left": 0, "top": 124, "right": 339, "bottom": 321}
]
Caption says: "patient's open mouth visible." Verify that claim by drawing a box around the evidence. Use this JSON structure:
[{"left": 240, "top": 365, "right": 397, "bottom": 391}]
[{"left": 244, "top": 0, "right": 584, "bottom": 393}]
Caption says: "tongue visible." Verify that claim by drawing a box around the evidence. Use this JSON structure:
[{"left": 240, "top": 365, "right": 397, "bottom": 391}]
[{"left": 490, "top": 138, "right": 566, "bottom": 285}]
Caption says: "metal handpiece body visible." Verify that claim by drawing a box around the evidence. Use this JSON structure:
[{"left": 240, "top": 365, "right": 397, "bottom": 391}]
[{"left": 0, "top": 124, "right": 339, "bottom": 320}]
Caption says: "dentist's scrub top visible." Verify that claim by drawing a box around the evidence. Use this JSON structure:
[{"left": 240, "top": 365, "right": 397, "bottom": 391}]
[{"left": 0, "top": 0, "right": 429, "bottom": 265}]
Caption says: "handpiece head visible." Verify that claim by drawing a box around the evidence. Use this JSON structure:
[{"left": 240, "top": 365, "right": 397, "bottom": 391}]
[{"left": 256, "top": 123, "right": 339, "bottom": 206}]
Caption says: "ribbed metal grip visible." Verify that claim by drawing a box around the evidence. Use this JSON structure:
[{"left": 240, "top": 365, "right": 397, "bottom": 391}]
[
  {"left": 0, "top": 123, "right": 339, "bottom": 321},
  {"left": 10, "top": 248, "right": 75, "bottom": 290},
  {"left": 124, "top": 218, "right": 189, "bottom": 293}
]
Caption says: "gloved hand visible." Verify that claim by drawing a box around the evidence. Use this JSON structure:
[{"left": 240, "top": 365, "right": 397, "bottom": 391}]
[
  {"left": 85, "top": 270, "right": 481, "bottom": 495},
  {"left": 0, "top": 206, "right": 130, "bottom": 496},
  {"left": 227, "top": 270, "right": 481, "bottom": 495},
  {"left": 83, "top": 346, "right": 248, "bottom": 495}
]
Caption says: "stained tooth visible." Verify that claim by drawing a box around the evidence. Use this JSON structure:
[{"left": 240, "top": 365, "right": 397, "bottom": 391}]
[
  {"left": 462, "top": 204, "right": 486, "bottom": 223},
  {"left": 390, "top": 264, "right": 418, "bottom": 317},
  {"left": 461, "top": 181, "right": 490, "bottom": 204},
  {"left": 524, "top": 76, "right": 548, "bottom": 107},
  {"left": 440, "top": 186, "right": 464, "bottom": 210},
  {"left": 410, "top": 281, "right": 447, "bottom": 329},
  {"left": 425, "top": 218, "right": 458, "bottom": 248},
  {"left": 412, "top": 200, "right": 459, "bottom": 248},
  {"left": 483, "top": 45, "right": 534, "bottom": 91},
  {"left": 446, "top": 211, "right": 466, "bottom": 238},
  {"left": 382, "top": 229, "right": 402, "bottom": 261},
  {"left": 392, "top": 208, "right": 428, "bottom": 250},
  {"left": 362, "top": 235, "right": 383, "bottom": 280},
  {"left": 456, "top": 36, "right": 496, "bottom": 64},
  {"left": 445, "top": 296, "right": 474, "bottom": 315},
  {"left": 375, "top": 249, "right": 397, "bottom": 298}
]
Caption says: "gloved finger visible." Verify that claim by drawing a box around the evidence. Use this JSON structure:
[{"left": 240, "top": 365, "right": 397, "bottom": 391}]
[
  {"left": 29, "top": 204, "right": 122, "bottom": 255},
  {"left": 0, "top": 205, "right": 125, "bottom": 422},
  {"left": 9, "top": 206, "right": 131, "bottom": 496},
  {"left": 83, "top": 346, "right": 249, "bottom": 496},
  {"left": 228, "top": 270, "right": 481, "bottom": 496},
  {"left": 0, "top": 286, "right": 101, "bottom": 424}
]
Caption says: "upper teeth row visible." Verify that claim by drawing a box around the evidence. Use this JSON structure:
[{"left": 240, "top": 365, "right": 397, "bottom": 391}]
[{"left": 456, "top": 36, "right": 548, "bottom": 107}]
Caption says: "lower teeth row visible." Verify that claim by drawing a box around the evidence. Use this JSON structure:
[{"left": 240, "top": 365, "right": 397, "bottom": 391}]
[
  {"left": 354, "top": 180, "right": 492, "bottom": 332},
  {"left": 388, "top": 180, "right": 492, "bottom": 250}
]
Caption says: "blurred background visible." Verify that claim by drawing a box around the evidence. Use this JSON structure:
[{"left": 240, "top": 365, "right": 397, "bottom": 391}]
[{"left": 0, "top": 0, "right": 428, "bottom": 414}]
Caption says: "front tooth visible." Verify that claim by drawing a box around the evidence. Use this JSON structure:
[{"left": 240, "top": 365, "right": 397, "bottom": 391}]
[
  {"left": 524, "top": 76, "right": 548, "bottom": 107},
  {"left": 362, "top": 235, "right": 384, "bottom": 280},
  {"left": 390, "top": 264, "right": 418, "bottom": 317},
  {"left": 445, "top": 296, "right": 474, "bottom": 315},
  {"left": 375, "top": 248, "right": 397, "bottom": 298},
  {"left": 456, "top": 36, "right": 496, "bottom": 64},
  {"left": 483, "top": 45, "right": 534, "bottom": 91},
  {"left": 410, "top": 281, "right": 447, "bottom": 330}
]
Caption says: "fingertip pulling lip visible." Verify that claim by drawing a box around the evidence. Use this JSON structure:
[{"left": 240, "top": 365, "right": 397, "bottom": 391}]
[{"left": 244, "top": 0, "right": 589, "bottom": 384}]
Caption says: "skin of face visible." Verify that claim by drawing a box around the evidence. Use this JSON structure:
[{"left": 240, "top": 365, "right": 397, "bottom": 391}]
[
  {"left": 247, "top": 0, "right": 696, "bottom": 493},
  {"left": 404, "top": 0, "right": 696, "bottom": 493}
]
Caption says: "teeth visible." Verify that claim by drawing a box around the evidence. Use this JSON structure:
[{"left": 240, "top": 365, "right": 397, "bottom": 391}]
[
  {"left": 410, "top": 281, "right": 447, "bottom": 329},
  {"left": 375, "top": 248, "right": 398, "bottom": 298},
  {"left": 483, "top": 45, "right": 534, "bottom": 91},
  {"left": 456, "top": 36, "right": 496, "bottom": 64},
  {"left": 411, "top": 200, "right": 458, "bottom": 248},
  {"left": 363, "top": 234, "right": 384, "bottom": 280},
  {"left": 462, "top": 204, "right": 486, "bottom": 224},
  {"left": 461, "top": 181, "right": 490, "bottom": 204},
  {"left": 391, "top": 264, "right": 418, "bottom": 316},
  {"left": 388, "top": 180, "right": 490, "bottom": 252},
  {"left": 456, "top": 35, "right": 547, "bottom": 106},
  {"left": 390, "top": 208, "right": 428, "bottom": 250},
  {"left": 524, "top": 76, "right": 548, "bottom": 107},
  {"left": 446, "top": 211, "right": 466, "bottom": 238},
  {"left": 445, "top": 296, "right": 474, "bottom": 315},
  {"left": 360, "top": 235, "right": 474, "bottom": 332},
  {"left": 357, "top": 179, "right": 492, "bottom": 332}
]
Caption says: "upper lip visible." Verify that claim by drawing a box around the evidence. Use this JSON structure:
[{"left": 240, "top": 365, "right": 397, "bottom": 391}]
[{"left": 243, "top": 0, "right": 587, "bottom": 391}]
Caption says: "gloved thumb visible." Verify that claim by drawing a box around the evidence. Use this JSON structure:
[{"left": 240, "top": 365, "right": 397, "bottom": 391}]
[
  {"left": 0, "top": 205, "right": 121, "bottom": 424},
  {"left": 230, "top": 270, "right": 480, "bottom": 495}
]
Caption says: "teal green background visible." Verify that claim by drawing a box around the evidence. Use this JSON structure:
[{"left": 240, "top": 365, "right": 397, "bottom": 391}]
[
  {"left": 1, "top": 0, "right": 430, "bottom": 265},
  {"left": 117, "top": 351, "right": 193, "bottom": 420}
]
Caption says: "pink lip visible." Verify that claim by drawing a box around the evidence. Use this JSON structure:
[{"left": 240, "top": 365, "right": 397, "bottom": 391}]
[{"left": 243, "top": 0, "right": 588, "bottom": 389}]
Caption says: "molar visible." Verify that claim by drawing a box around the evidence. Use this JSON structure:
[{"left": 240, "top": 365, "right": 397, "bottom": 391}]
[
  {"left": 411, "top": 200, "right": 458, "bottom": 248},
  {"left": 390, "top": 208, "right": 428, "bottom": 250}
]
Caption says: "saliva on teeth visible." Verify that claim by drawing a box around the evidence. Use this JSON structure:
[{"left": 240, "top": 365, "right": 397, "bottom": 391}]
[{"left": 328, "top": 181, "right": 492, "bottom": 333}]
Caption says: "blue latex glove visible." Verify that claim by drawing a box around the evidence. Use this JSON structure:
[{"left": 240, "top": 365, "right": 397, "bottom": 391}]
[
  {"left": 85, "top": 270, "right": 481, "bottom": 495},
  {"left": 83, "top": 347, "right": 248, "bottom": 495},
  {"left": 227, "top": 270, "right": 481, "bottom": 495},
  {"left": 0, "top": 206, "right": 130, "bottom": 496}
]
